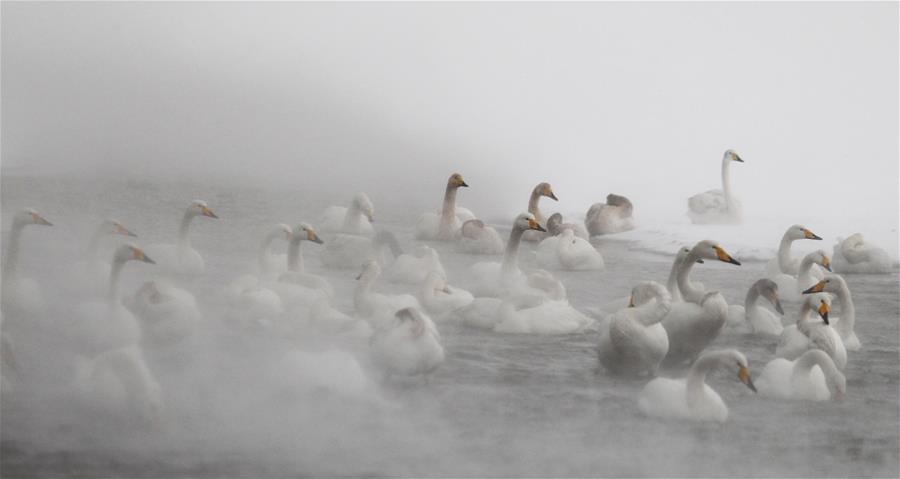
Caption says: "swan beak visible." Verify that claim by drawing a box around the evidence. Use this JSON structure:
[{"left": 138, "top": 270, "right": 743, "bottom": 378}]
[
  {"left": 773, "top": 297, "right": 784, "bottom": 315},
  {"left": 822, "top": 256, "right": 832, "bottom": 272},
  {"left": 695, "top": 258, "right": 704, "bottom": 264},
  {"left": 628, "top": 294, "right": 635, "bottom": 308},
  {"left": 738, "top": 366, "right": 756, "bottom": 392},
  {"left": 732, "top": 153, "right": 744, "bottom": 163},
  {"left": 714, "top": 246, "right": 741, "bottom": 266},
  {"left": 366, "top": 212, "right": 374, "bottom": 223},
  {"left": 201, "top": 206, "right": 218, "bottom": 219},
  {"left": 527, "top": 218, "right": 547, "bottom": 232},
  {"left": 803, "top": 228, "right": 821, "bottom": 240},
  {"left": 547, "top": 190, "right": 558, "bottom": 201},
  {"left": 802, "top": 281, "right": 826, "bottom": 294},
  {"left": 818, "top": 301, "right": 830, "bottom": 324},
  {"left": 307, "top": 230, "right": 324, "bottom": 244},
  {"left": 31, "top": 212, "right": 52, "bottom": 226},
  {"left": 116, "top": 223, "right": 138, "bottom": 237},
  {"left": 132, "top": 248, "right": 155, "bottom": 264},
  {"left": 459, "top": 180, "right": 469, "bottom": 188}
]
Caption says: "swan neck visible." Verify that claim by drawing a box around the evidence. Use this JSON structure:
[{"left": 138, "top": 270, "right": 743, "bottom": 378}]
[
  {"left": 686, "top": 355, "right": 717, "bottom": 406},
  {"left": 258, "top": 230, "right": 280, "bottom": 274},
  {"left": 836, "top": 283, "right": 855, "bottom": 334},
  {"left": 109, "top": 259, "right": 126, "bottom": 302},
  {"left": 777, "top": 235, "right": 794, "bottom": 273},
  {"left": 721, "top": 156, "right": 733, "bottom": 211},
  {"left": 2, "top": 222, "right": 24, "bottom": 278},
  {"left": 528, "top": 190, "right": 543, "bottom": 223},
  {"left": 636, "top": 294, "right": 672, "bottom": 326},
  {"left": 676, "top": 252, "right": 702, "bottom": 303},
  {"left": 287, "top": 238, "right": 304, "bottom": 273},
  {"left": 439, "top": 184, "right": 459, "bottom": 237},
  {"left": 502, "top": 227, "right": 525, "bottom": 274},
  {"left": 793, "top": 350, "right": 840, "bottom": 387},
  {"left": 744, "top": 286, "right": 761, "bottom": 314},
  {"left": 178, "top": 211, "right": 194, "bottom": 249},
  {"left": 666, "top": 256, "right": 684, "bottom": 301},
  {"left": 342, "top": 203, "right": 363, "bottom": 232}
]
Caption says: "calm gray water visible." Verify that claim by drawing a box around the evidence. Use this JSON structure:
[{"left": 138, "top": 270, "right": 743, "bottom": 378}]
[{"left": 2, "top": 174, "right": 898, "bottom": 477}]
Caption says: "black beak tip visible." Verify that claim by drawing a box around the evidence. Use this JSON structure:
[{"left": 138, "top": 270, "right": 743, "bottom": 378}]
[
  {"left": 774, "top": 301, "right": 785, "bottom": 315},
  {"left": 801, "top": 286, "right": 816, "bottom": 295},
  {"left": 822, "top": 313, "right": 830, "bottom": 325},
  {"left": 730, "top": 258, "right": 742, "bottom": 266},
  {"left": 696, "top": 258, "right": 705, "bottom": 264},
  {"left": 460, "top": 182, "right": 469, "bottom": 188}
]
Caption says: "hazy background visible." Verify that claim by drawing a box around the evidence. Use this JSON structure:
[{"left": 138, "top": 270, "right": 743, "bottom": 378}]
[{"left": 2, "top": 1, "right": 898, "bottom": 225}]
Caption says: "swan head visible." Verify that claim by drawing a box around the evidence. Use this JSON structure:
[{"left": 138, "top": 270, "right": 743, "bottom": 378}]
[
  {"left": 448, "top": 173, "right": 469, "bottom": 188},
  {"left": 546, "top": 213, "right": 563, "bottom": 235},
  {"left": 114, "top": 243, "right": 155, "bottom": 265},
  {"left": 424, "top": 270, "right": 451, "bottom": 293},
  {"left": 273, "top": 223, "right": 293, "bottom": 241},
  {"left": 691, "top": 240, "right": 740, "bottom": 265},
  {"left": 724, "top": 149, "right": 744, "bottom": 163},
  {"left": 628, "top": 281, "right": 671, "bottom": 307},
  {"left": 513, "top": 212, "right": 546, "bottom": 233},
  {"left": 801, "top": 273, "right": 846, "bottom": 296},
  {"left": 14, "top": 208, "right": 53, "bottom": 227},
  {"left": 752, "top": 279, "right": 784, "bottom": 315},
  {"left": 460, "top": 219, "right": 485, "bottom": 239},
  {"left": 293, "top": 223, "right": 323, "bottom": 244},
  {"left": 807, "top": 250, "right": 831, "bottom": 271},
  {"left": 189, "top": 200, "right": 218, "bottom": 219},
  {"left": 100, "top": 219, "right": 137, "bottom": 237},
  {"left": 395, "top": 307, "right": 429, "bottom": 337},
  {"left": 785, "top": 224, "right": 822, "bottom": 241},
  {"left": 534, "top": 182, "right": 558, "bottom": 201},
  {"left": 351, "top": 193, "right": 375, "bottom": 222},
  {"left": 802, "top": 293, "right": 831, "bottom": 324},
  {"left": 675, "top": 246, "right": 704, "bottom": 265},
  {"left": 356, "top": 259, "right": 381, "bottom": 281}
]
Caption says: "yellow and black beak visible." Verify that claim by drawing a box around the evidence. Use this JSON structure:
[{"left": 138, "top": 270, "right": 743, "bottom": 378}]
[
  {"left": 459, "top": 179, "right": 469, "bottom": 188},
  {"left": 527, "top": 218, "right": 547, "bottom": 232},
  {"left": 802, "top": 281, "right": 826, "bottom": 295},
  {"left": 822, "top": 256, "right": 832, "bottom": 272},
  {"left": 732, "top": 153, "right": 744, "bottom": 163},
  {"left": 201, "top": 206, "right": 219, "bottom": 219},
  {"left": 307, "top": 230, "right": 324, "bottom": 244},
  {"left": 547, "top": 190, "right": 558, "bottom": 201},
  {"left": 132, "top": 247, "right": 156, "bottom": 264},
  {"left": 772, "top": 296, "right": 784, "bottom": 315},
  {"left": 714, "top": 246, "right": 741, "bottom": 266},
  {"left": 628, "top": 294, "right": 635, "bottom": 308},
  {"left": 738, "top": 366, "right": 756, "bottom": 392},
  {"left": 818, "top": 301, "right": 830, "bottom": 325},
  {"left": 366, "top": 211, "right": 374, "bottom": 223},
  {"left": 115, "top": 223, "right": 138, "bottom": 237},
  {"left": 31, "top": 213, "right": 52, "bottom": 226},
  {"left": 803, "top": 228, "right": 822, "bottom": 240}
]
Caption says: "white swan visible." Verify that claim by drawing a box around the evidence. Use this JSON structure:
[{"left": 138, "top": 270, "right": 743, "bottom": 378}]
[
  {"left": 221, "top": 224, "right": 293, "bottom": 329},
  {"left": 457, "top": 219, "right": 505, "bottom": 255},
  {"left": 255, "top": 223, "right": 293, "bottom": 278},
  {"left": 726, "top": 279, "right": 785, "bottom": 336},
  {"left": 832, "top": 233, "right": 896, "bottom": 274},
  {"left": 585, "top": 194, "right": 635, "bottom": 235},
  {"left": 70, "top": 244, "right": 155, "bottom": 356},
  {"left": 73, "top": 344, "right": 164, "bottom": 426},
  {"left": 418, "top": 270, "right": 474, "bottom": 317},
  {"left": 522, "top": 182, "right": 558, "bottom": 242},
  {"left": 383, "top": 243, "right": 447, "bottom": 285},
  {"left": 598, "top": 281, "right": 671, "bottom": 377},
  {"left": 535, "top": 228, "right": 605, "bottom": 270},
  {"left": 545, "top": 213, "right": 589, "bottom": 240},
  {"left": 319, "top": 192, "right": 375, "bottom": 236},
  {"left": 1, "top": 208, "right": 53, "bottom": 318},
  {"left": 772, "top": 249, "right": 831, "bottom": 301},
  {"left": 145, "top": 200, "right": 218, "bottom": 276},
  {"left": 765, "top": 224, "right": 824, "bottom": 276},
  {"left": 776, "top": 294, "right": 846, "bottom": 370},
  {"left": 130, "top": 279, "right": 201, "bottom": 351},
  {"left": 638, "top": 349, "right": 756, "bottom": 423},
  {"left": 273, "top": 223, "right": 333, "bottom": 312},
  {"left": 370, "top": 307, "right": 444, "bottom": 379},
  {"left": 415, "top": 173, "right": 474, "bottom": 240},
  {"left": 69, "top": 219, "right": 138, "bottom": 297},
  {"left": 803, "top": 274, "right": 860, "bottom": 351},
  {"left": 354, "top": 260, "right": 420, "bottom": 324},
  {"left": 687, "top": 149, "right": 744, "bottom": 224},
  {"left": 661, "top": 291, "right": 729, "bottom": 367},
  {"left": 320, "top": 232, "right": 380, "bottom": 270},
  {"left": 672, "top": 240, "right": 742, "bottom": 304},
  {"left": 493, "top": 286, "right": 594, "bottom": 335},
  {"left": 466, "top": 212, "right": 548, "bottom": 297},
  {"left": 595, "top": 246, "right": 700, "bottom": 317},
  {"left": 757, "top": 349, "right": 846, "bottom": 401}
]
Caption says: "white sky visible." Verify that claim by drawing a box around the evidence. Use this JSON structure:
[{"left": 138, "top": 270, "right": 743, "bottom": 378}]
[{"left": 2, "top": 2, "right": 898, "bottom": 225}]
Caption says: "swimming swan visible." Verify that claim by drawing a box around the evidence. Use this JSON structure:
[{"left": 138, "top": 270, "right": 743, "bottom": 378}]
[
  {"left": 535, "top": 227, "right": 605, "bottom": 271},
  {"left": 466, "top": 212, "right": 548, "bottom": 297},
  {"left": 638, "top": 349, "right": 756, "bottom": 423},
  {"left": 522, "top": 182, "right": 558, "bottom": 242},
  {"left": 354, "top": 260, "right": 420, "bottom": 323},
  {"left": 319, "top": 192, "right": 375, "bottom": 236},
  {"left": 776, "top": 294, "right": 846, "bottom": 370},
  {"left": 69, "top": 219, "right": 138, "bottom": 297},
  {"left": 458, "top": 219, "right": 505, "bottom": 255},
  {"left": 1, "top": 208, "right": 53, "bottom": 318},
  {"left": 672, "top": 240, "right": 742, "bottom": 304},
  {"left": 832, "top": 233, "right": 896, "bottom": 274},
  {"left": 803, "top": 275, "right": 860, "bottom": 351},
  {"left": 415, "top": 173, "right": 474, "bottom": 240},
  {"left": 145, "top": 200, "right": 218, "bottom": 276},
  {"left": 370, "top": 307, "right": 444, "bottom": 379},
  {"left": 222, "top": 224, "right": 293, "bottom": 328},
  {"left": 545, "top": 213, "right": 589, "bottom": 240},
  {"left": 418, "top": 270, "right": 474, "bottom": 317},
  {"left": 586, "top": 194, "right": 635, "bottom": 235},
  {"left": 772, "top": 249, "right": 831, "bottom": 301},
  {"left": 757, "top": 349, "right": 846, "bottom": 401},
  {"left": 598, "top": 281, "right": 671, "bottom": 377},
  {"left": 765, "top": 224, "right": 823, "bottom": 276},
  {"left": 661, "top": 291, "right": 730, "bottom": 367},
  {"left": 725, "top": 279, "right": 784, "bottom": 336},
  {"left": 273, "top": 223, "right": 333, "bottom": 312},
  {"left": 687, "top": 149, "right": 743, "bottom": 224}
]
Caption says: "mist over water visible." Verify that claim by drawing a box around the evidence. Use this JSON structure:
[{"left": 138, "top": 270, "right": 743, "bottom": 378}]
[{"left": 2, "top": 2, "right": 899, "bottom": 477}]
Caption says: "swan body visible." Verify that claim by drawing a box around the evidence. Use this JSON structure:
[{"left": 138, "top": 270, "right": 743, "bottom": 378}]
[
  {"left": 535, "top": 228, "right": 605, "bottom": 270},
  {"left": 1, "top": 208, "right": 53, "bottom": 318},
  {"left": 661, "top": 291, "right": 729, "bottom": 367},
  {"left": 320, "top": 233, "right": 380, "bottom": 269},
  {"left": 687, "top": 149, "right": 743, "bottom": 224},
  {"left": 725, "top": 279, "right": 784, "bottom": 336},
  {"left": 130, "top": 279, "right": 200, "bottom": 350},
  {"left": 832, "top": 233, "right": 896, "bottom": 274},
  {"left": 804, "top": 275, "right": 860, "bottom": 351},
  {"left": 466, "top": 212, "right": 548, "bottom": 297},
  {"left": 522, "top": 182, "right": 558, "bottom": 242},
  {"left": 458, "top": 219, "right": 505, "bottom": 255},
  {"left": 596, "top": 246, "right": 699, "bottom": 316},
  {"left": 638, "top": 349, "right": 756, "bottom": 423},
  {"left": 772, "top": 250, "right": 830, "bottom": 301},
  {"left": 757, "top": 349, "right": 846, "bottom": 401},
  {"left": 585, "top": 194, "right": 635, "bottom": 235},
  {"left": 354, "top": 260, "right": 421, "bottom": 324},
  {"left": 598, "top": 282, "right": 671, "bottom": 377},
  {"left": 765, "top": 224, "right": 823, "bottom": 276},
  {"left": 320, "top": 192, "right": 375, "bottom": 236},
  {"left": 274, "top": 223, "right": 333, "bottom": 312},
  {"left": 74, "top": 345, "right": 163, "bottom": 426},
  {"left": 383, "top": 244, "right": 446, "bottom": 285},
  {"left": 415, "top": 173, "right": 474, "bottom": 240},
  {"left": 418, "top": 271, "right": 474, "bottom": 317},
  {"left": 493, "top": 295, "right": 593, "bottom": 335},
  {"left": 777, "top": 294, "right": 846, "bottom": 370},
  {"left": 70, "top": 244, "right": 155, "bottom": 356},
  {"left": 545, "top": 213, "right": 589, "bottom": 240},
  {"left": 145, "top": 200, "right": 218, "bottom": 276},
  {"left": 370, "top": 307, "right": 444, "bottom": 377}
]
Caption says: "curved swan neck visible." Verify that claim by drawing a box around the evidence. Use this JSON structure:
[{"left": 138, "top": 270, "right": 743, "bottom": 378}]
[
  {"left": 666, "top": 256, "right": 685, "bottom": 301},
  {"left": 439, "top": 183, "right": 460, "bottom": 238},
  {"left": 258, "top": 230, "right": 282, "bottom": 274},
  {"left": 777, "top": 234, "right": 795, "bottom": 273},
  {"left": 501, "top": 227, "right": 526, "bottom": 274},
  {"left": 109, "top": 259, "right": 126, "bottom": 302},
  {"left": 287, "top": 238, "right": 304, "bottom": 273},
  {"left": 798, "top": 255, "right": 817, "bottom": 277},
  {"left": 342, "top": 203, "right": 364, "bottom": 232},
  {"left": 178, "top": 211, "right": 194, "bottom": 249},
  {"left": 2, "top": 222, "right": 25, "bottom": 278},
  {"left": 834, "top": 281, "right": 855, "bottom": 334},
  {"left": 793, "top": 350, "right": 840, "bottom": 386},
  {"left": 635, "top": 293, "right": 672, "bottom": 327},
  {"left": 528, "top": 188, "right": 544, "bottom": 223},
  {"left": 744, "top": 286, "right": 761, "bottom": 314},
  {"left": 676, "top": 252, "right": 703, "bottom": 303},
  {"left": 686, "top": 354, "right": 718, "bottom": 405}
]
